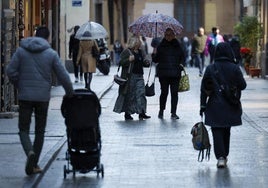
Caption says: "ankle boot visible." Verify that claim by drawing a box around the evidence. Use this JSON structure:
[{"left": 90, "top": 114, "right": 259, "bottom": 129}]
[
  {"left": 158, "top": 110, "right": 164, "bottom": 119},
  {"left": 124, "top": 113, "right": 133, "bottom": 120},
  {"left": 139, "top": 113, "right": 151, "bottom": 120}
]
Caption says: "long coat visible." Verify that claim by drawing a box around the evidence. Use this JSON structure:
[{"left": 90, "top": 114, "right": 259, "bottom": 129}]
[
  {"left": 113, "top": 48, "right": 148, "bottom": 114},
  {"left": 200, "top": 60, "right": 247, "bottom": 127},
  {"left": 76, "top": 40, "right": 99, "bottom": 73}
]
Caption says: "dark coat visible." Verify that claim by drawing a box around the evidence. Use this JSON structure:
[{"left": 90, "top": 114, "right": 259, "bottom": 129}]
[
  {"left": 7, "top": 37, "right": 73, "bottom": 101},
  {"left": 152, "top": 38, "right": 185, "bottom": 77},
  {"left": 69, "top": 33, "right": 80, "bottom": 58},
  {"left": 200, "top": 42, "right": 247, "bottom": 127}
]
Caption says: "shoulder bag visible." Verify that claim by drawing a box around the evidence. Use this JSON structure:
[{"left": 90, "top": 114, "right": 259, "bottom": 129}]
[{"left": 114, "top": 49, "right": 133, "bottom": 86}]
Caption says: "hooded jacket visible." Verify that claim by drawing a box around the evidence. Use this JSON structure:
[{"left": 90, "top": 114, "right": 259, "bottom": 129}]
[
  {"left": 200, "top": 42, "right": 247, "bottom": 127},
  {"left": 6, "top": 37, "right": 73, "bottom": 102}
]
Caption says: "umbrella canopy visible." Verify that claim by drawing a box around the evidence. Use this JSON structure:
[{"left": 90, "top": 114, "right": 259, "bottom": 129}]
[
  {"left": 128, "top": 12, "right": 183, "bottom": 38},
  {"left": 75, "top": 21, "right": 108, "bottom": 40}
]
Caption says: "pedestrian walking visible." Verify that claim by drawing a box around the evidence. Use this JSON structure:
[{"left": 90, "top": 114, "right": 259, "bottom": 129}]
[
  {"left": 191, "top": 27, "right": 207, "bottom": 76},
  {"left": 76, "top": 31, "right": 100, "bottom": 90},
  {"left": 181, "top": 36, "right": 191, "bottom": 67},
  {"left": 205, "top": 27, "right": 224, "bottom": 64},
  {"left": 200, "top": 42, "right": 247, "bottom": 168},
  {"left": 152, "top": 28, "right": 185, "bottom": 119},
  {"left": 69, "top": 25, "right": 83, "bottom": 83},
  {"left": 113, "top": 35, "right": 151, "bottom": 120},
  {"left": 6, "top": 26, "right": 73, "bottom": 175},
  {"left": 229, "top": 34, "right": 242, "bottom": 65},
  {"left": 113, "top": 39, "right": 123, "bottom": 65}
]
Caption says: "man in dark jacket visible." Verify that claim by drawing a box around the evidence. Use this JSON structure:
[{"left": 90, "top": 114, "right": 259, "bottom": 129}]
[
  {"left": 200, "top": 42, "right": 246, "bottom": 168},
  {"left": 152, "top": 28, "right": 185, "bottom": 119},
  {"left": 6, "top": 26, "right": 73, "bottom": 175},
  {"left": 69, "top": 25, "right": 82, "bottom": 82}
]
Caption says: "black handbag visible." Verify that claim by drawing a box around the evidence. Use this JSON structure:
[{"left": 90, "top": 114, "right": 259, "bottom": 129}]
[
  {"left": 114, "top": 65, "right": 127, "bottom": 86},
  {"left": 145, "top": 62, "right": 155, "bottom": 97},
  {"left": 114, "top": 74, "right": 127, "bottom": 86},
  {"left": 114, "top": 49, "right": 134, "bottom": 86}
]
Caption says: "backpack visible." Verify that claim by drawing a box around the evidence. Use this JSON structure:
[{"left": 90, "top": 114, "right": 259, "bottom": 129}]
[{"left": 191, "top": 121, "right": 211, "bottom": 162}]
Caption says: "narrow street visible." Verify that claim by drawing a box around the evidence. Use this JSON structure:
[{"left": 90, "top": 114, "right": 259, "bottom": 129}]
[{"left": 35, "top": 66, "right": 268, "bottom": 188}]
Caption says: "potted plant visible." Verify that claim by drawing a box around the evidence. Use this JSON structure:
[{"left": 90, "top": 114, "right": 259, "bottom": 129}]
[
  {"left": 234, "top": 16, "right": 263, "bottom": 77},
  {"left": 240, "top": 47, "right": 253, "bottom": 74}
]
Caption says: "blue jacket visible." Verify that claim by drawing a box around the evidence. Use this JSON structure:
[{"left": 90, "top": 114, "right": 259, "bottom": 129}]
[{"left": 6, "top": 37, "right": 73, "bottom": 102}]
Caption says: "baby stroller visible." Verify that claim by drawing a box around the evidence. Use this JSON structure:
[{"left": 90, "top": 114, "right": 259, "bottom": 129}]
[{"left": 61, "top": 88, "right": 104, "bottom": 178}]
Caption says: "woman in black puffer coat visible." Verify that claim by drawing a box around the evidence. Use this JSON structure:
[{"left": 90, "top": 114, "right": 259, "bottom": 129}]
[
  {"left": 200, "top": 42, "right": 247, "bottom": 168},
  {"left": 152, "top": 28, "right": 185, "bottom": 119}
]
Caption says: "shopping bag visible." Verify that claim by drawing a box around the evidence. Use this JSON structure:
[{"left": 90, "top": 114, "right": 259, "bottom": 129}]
[{"left": 178, "top": 67, "right": 190, "bottom": 92}]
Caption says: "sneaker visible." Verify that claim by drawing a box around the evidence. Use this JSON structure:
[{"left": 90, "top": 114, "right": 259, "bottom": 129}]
[
  {"left": 25, "top": 151, "right": 35, "bottom": 175},
  {"left": 171, "top": 114, "right": 179, "bottom": 119},
  {"left": 74, "top": 78, "right": 79, "bottom": 83},
  {"left": 217, "top": 157, "right": 227, "bottom": 168},
  {"left": 158, "top": 110, "right": 163, "bottom": 119}
]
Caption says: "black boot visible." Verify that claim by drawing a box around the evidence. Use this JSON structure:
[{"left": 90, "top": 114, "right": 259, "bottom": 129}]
[
  {"left": 139, "top": 111, "right": 151, "bottom": 120},
  {"left": 124, "top": 113, "right": 133, "bottom": 120},
  {"left": 158, "top": 110, "right": 164, "bottom": 119}
]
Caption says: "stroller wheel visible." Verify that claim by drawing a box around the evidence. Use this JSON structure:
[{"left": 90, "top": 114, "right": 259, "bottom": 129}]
[
  {"left": 72, "top": 167, "right": 76, "bottom": 178},
  {"left": 63, "top": 165, "right": 67, "bottom": 179},
  {"left": 65, "top": 151, "right": 69, "bottom": 160},
  {"left": 101, "top": 164, "right": 104, "bottom": 178}
]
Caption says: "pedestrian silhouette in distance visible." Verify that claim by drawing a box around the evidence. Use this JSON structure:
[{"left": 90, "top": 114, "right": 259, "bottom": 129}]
[
  {"left": 69, "top": 25, "right": 83, "bottom": 83},
  {"left": 205, "top": 27, "right": 224, "bottom": 64},
  {"left": 191, "top": 27, "right": 207, "bottom": 76}
]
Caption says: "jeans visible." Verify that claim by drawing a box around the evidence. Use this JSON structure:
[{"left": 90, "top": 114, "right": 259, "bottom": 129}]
[
  {"left": 193, "top": 53, "right": 205, "bottom": 75},
  {"left": 72, "top": 51, "right": 83, "bottom": 79},
  {"left": 18, "top": 100, "right": 49, "bottom": 166},
  {"left": 114, "top": 52, "right": 121, "bottom": 65},
  {"left": 158, "top": 77, "right": 180, "bottom": 114},
  {"left": 211, "top": 127, "right": 231, "bottom": 159}
]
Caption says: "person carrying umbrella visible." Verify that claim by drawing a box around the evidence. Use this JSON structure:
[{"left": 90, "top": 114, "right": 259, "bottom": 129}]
[
  {"left": 76, "top": 31, "right": 100, "bottom": 90},
  {"left": 152, "top": 28, "right": 185, "bottom": 119},
  {"left": 75, "top": 21, "right": 108, "bottom": 90}
]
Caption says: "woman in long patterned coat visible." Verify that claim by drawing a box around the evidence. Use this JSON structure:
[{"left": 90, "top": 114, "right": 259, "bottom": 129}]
[{"left": 113, "top": 35, "right": 150, "bottom": 120}]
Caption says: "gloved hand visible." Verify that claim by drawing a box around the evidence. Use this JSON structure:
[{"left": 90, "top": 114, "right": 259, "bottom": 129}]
[{"left": 199, "top": 106, "right": 206, "bottom": 116}]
